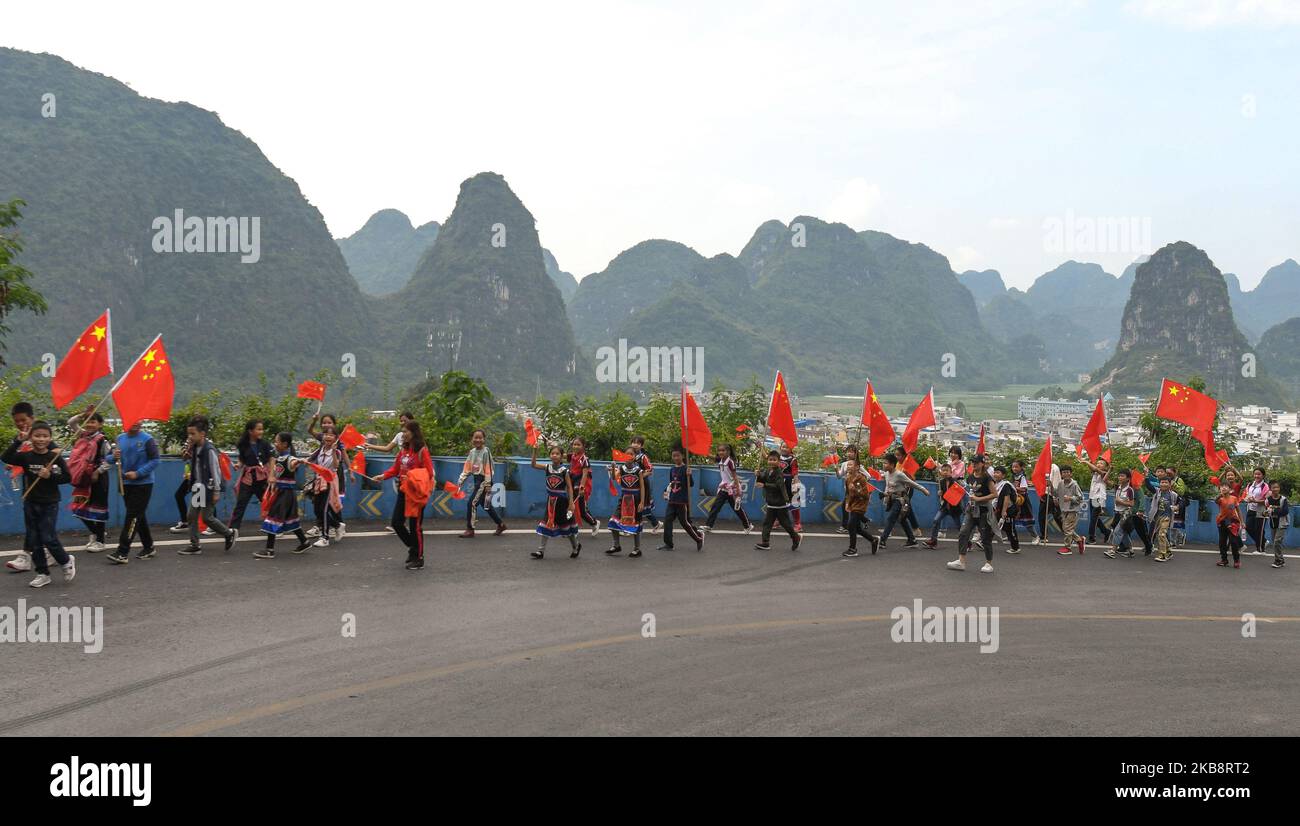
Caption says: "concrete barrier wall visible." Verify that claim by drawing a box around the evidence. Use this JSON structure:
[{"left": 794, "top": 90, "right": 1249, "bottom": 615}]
[{"left": 0, "top": 456, "right": 1291, "bottom": 546}]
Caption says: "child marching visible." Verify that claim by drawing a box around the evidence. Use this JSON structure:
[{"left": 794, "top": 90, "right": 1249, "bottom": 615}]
[
  {"left": 991, "top": 465, "right": 1020, "bottom": 554},
  {"left": 306, "top": 428, "right": 348, "bottom": 547},
  {"left": 1265, "top": 480, "right": 1289, "bottom": 568},
  {"left": 3, "top": 420, "right": 75, "bottom": 587},
  {"left": 176, "top": 417, "right": 239, "bottom": 555},
  {"left": 778, "top": 440, "right": 802, "bottom": 533},
  {"left": 1010, "top": 459, "right": 1038, "bottom": 541},
  {"left": 65, "top": 409, "right": 111, "bottom": 552},
  {"left": 1054, "top": 465, "right": 1086, "bottom": 556},
  {"left": 104, "top": 420, "right": 161, "bottom": 564},
  {"left": 658, "top": 447, "right": 703, "bottom": 552},
  {"left": 704, "top": 443, "right": 752, "bottom": 533},
  {"left": 253, "top": 431, "right": 312, "bottom": 559},
  {"left": 1214, "top": 481, "right": 1244, "bottom": 568},
  {"left": 840, "top": 457, "right": 879, "bottom": 558},
  {"left": 754, "top": 450, "right": 801, "bottom": 552},
  {"left": 567, "top": 436, "right": 599, "bottom": 536},
  {"left": 1104, "top": 470, "right": 1139, "bottom": 559},
  {"left": 5, "top": 402, "right": 38, "bottom": 573},
  {"left": 531, "top": 443, "right": 580, "bottom": 559},
  {"left": 606, "top": 451, "right": 649, "bottom": 558},
  {"left": 630, "top": 435, "right": 660, "bottom": 533},
  {"left": 230, "top": 419, "right": 273, "bottom": 533},
  {"left": 458, "top": 428, "right": 506, "bottom": 538}
]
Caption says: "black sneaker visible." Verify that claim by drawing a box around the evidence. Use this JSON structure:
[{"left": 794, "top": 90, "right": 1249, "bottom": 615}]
[
  {"left": 656, "top": 544, "right": 674, "bottom": 551},
  {"left": 792, "top": 535, "right": 801, "bottom": 551},
  {"left": 870, "top": 536, "right": 880, "bottom": 555},
  {"left": 843, "top": 548, "right": 860, "bottom": 558},
  {"left": 628, "top": 549, "right": 642, "bottom": 558},
  {"left": 107, "top": 551, "right": 129, "bottom": 565},
  {"left": 224, "top": 528, "right": 239, "bottom": 551},
  {"left": 530, "top": 550, "right": 544, "bottom": 559},
  {"left": 903, "top": 540, "right": 919, "bottom": 548},
  {"left": 405, "top": 557, "right": 425, "bottom": 570},
  {"left": 1272, "top": 560, "right": 1285, "bottom": 568},
  {"left": 570, "top": 543, "right": 582, "bottom": 559},
  {"left": 253, "top": 549, "right": 275, "bottom": 559},
  {"left": 293, "top": 539, "right": 312, "bottom": 554},
  {"left": 753, "top": 543, "right": 771, "bottom": 550},
  {"left": 177, "top": 545, "right": 202, "bottom": 555},
  {"left": 605, "top": 546, "right": 622, "bottom": 555},
  {"left": 695, "top": 538, "right": 703, "bottom": 552},
  {"left": 137, "top": 546, "right": 156, "bottom": 559}
]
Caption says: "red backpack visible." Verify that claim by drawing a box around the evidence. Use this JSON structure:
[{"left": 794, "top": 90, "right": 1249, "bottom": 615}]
[{"left": 67, "top": 433, "right": 105, "bottom": 488}]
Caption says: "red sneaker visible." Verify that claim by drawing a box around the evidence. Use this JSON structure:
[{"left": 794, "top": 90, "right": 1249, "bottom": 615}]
[
  {"left": 1077, "top": 537, "right": 1085, "bottom": 555},
  {"left": 1234, "top": 561, "right": 1241, "bottom": 569},
  {"left": 1057, "top": 547, "right": 1072, "bottom": 556},
  {"left": 922, "top": 539, "right": 937, "bottom": 549},
  {"left": 459, "top": 530, "right": 475, "bottom": 539}
]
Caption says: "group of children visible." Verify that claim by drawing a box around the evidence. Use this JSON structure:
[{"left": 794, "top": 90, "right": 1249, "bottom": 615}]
[{"left": 4, "top": 394, "right": 1292, "bottom": 583}]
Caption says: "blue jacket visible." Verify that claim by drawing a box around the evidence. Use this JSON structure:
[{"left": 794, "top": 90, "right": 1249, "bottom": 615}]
[{"left": 108, "top": 430, "right": 161, "bottom": 485}]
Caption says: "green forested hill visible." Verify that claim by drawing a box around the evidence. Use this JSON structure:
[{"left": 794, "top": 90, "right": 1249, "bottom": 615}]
[{"left": 0, "top": 47, "right": 397, "bottom": 404}]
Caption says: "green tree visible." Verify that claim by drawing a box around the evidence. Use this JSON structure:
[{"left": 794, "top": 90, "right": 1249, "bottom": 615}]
[
  {"left": 0, "top": 200, "right": 49, "bottom": 366},
  {"left": 409, "top": 370, "right": 514, "bottom": 456}
]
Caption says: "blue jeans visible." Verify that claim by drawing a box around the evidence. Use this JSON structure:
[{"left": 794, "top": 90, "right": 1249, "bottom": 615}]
[{"left": 25, "top": 500, "right": 69, "bottom": 574}]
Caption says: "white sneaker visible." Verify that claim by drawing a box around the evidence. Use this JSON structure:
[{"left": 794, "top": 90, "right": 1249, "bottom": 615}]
[
  {"left": 306, "top": 526, "right": 322, "bottom": 538},
  {"left": 29, "top": 573, "right": 52, "bottom": 588},
  {"left": 938, "top": 531, "right": 947, "bottom": 539},
  {"left": 313, "top": 537, "right": 330, "bottom": 548},
  {"left": 744, "top": 523, "right": 754, "bottom": 534},
  {"left": 384, "top": 525, "right": 396, "bottom": 533},
  {"left": 980, "top": 562, "right": 993, "bottom": 573},
  {"left": 6, "top": 552, "right": 33, "bottom": 572},
  {"left": 168, "top": 522, "right": 189, "bottom": 534},
  {"left": 1032, "top": 536, "right": 1043, "bottom": 545},
  {"left": 336, "top": 523, "right": 347, "bottom": 540},
  {"left": 946, "top": 559, "right": 966, "bottom": 571},
  {"left": 201, "top": 528, "right": 216, "bottom": 537},
  {"left": 591, "top": 520, "right": 600, "bottom": 537},
  {"left": 85, "top": 540, "right": 106, "bottom": 553},
  {"left": 63, "top": 555, "right": 76, "bottom": 582}
]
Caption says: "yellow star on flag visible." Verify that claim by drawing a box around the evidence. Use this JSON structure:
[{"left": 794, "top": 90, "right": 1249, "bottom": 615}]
[
  {"left": 143, "top": 349, "right": 156, "bottom": 366},
  {"left": 92, "top": 325, "right": 106, "bottom": 341}
]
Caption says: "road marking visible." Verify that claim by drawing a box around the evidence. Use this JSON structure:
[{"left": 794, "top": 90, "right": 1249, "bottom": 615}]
[{"left": 165, "top": 611, "right": 1300, "bottom": 736}]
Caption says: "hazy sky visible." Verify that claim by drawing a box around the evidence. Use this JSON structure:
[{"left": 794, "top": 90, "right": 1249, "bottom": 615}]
[{"left": 7, "top": 0, "right": 1299, "bottom": 288}]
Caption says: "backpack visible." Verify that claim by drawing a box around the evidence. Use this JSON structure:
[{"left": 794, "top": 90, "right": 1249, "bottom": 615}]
[{"left": 67, "top": 433, "right": 105, "bottom": 488}]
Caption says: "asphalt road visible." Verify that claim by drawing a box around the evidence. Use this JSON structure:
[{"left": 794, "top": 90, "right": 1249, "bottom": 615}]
[{"left": 2, "top": 522, "right": 1297, "bottom": 736}]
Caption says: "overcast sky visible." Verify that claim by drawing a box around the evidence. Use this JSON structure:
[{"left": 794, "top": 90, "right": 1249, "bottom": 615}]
[{"left": 7, "top": 0, "right": 1299, "bottom": 288}]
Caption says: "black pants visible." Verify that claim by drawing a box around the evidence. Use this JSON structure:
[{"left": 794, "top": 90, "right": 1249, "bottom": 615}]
[
  {"left": 663, "top": 502, "right": 702, "bottom": 547},
  {"left": 1132, "top": 515, "right": 1153, "bottom": 553},
  {"left": 1245, "top": 511, "right": 1266, "bottom": 550},
  {"left": 173, "top": 475, "right": 190, "bottom": 522},
  {"left": 959, "top": 509, "right": 994, "bottom": 562},
  {"left": 313, "top": 490, "right": 341, "bottom": 534},
  {"left": 230, "top": 479, "right": 266, "bottom": 531},
  {"left": 1218, "top": 523, "right": 1243, "bottom": 562},
  {"left": 998, "top": 515, "right": 1020, "bottom": 550},
  {"left": 116, "top": 483, "right": 154, "bottom": 553},
  {"left": 266, "top": 528, "right": 307, "bottom": 550},
  {"left": 25, "top": 500, "right": 69, "bottom": 574},
  {"left": 1038, "top": 496, "right": 1064, "bottom": 539},
  {"left": 392, "top": 491, "right": 424, "bottom": 559},
  {"left": 761, "top": 506, "right": 797, "bottom": 545},
  {"left": 706, "top": 491, "right": 751, "bottom": 529},
  {"left": 573, "top": 491, "right": 597, "bottom": 527},
  {"left": 465, "top": 474, "right": 502, "bottom": 530},
  {"left": 1087, "top": 504, "right": 1112, "bottom": 542},
  {"left": 80, "top": 518, "right": 106, "bottom": 543},
  {"left": 847, "top": 511, "right": 876, "bottom": 550},
  {"left": 881, "top": 499, "right": 916, "bottom": 544}
]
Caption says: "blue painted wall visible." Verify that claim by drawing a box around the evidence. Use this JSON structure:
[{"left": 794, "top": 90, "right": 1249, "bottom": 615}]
[{"left": 0, "top": 456, "right": 1291, "bottom": 546}]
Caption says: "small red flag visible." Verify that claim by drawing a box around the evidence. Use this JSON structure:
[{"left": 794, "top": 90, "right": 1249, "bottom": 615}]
[
  {"left": 1139, "top": 452, "right": 1152, "bottom": 465},
  {"left": 1075, "top": 443, "right": 1085, "bottom": 460},
  {"left": 1209, "top": 475, "right": 1220, "bottom": 486},
  {"left": 443, "top": 480, "right": 466, "bottom": 500},
  {"left": 735, "top": 423, "right": 750, "bottom": 434},
  {"left": 608, "top": 468, "right": 619, "bottom": 497},
  {"left": 524, "top": 418, "right": 538, "bottom": 447},
  {"left": 821, "top": 454, "right": 837, "bottom": 468},
  {"left": 1193, "top": 428, "right": 1229, "bottom": 470},
  {"left": 52, "top": 309, "right": 114, "bottom": 410},
  {"left": 111, "top": 334, "right": 175, "bottom": 430},
  {"left": 1154, "top": 378, "right": 1217, "bottom": 432},
  {"left": 1101, "top": 447, "right": 1112, "bottom": 464},
  {"left": 1131, "top": 470, "right": 1146, "bottom": 489},
  {"left": 308, "top": 463, "right": 336, "bottom": 483},
  {"left": 611, "top": 449, "right": 633, "bottom": 463},
  {"left": 297, "top": 380, "right": 327, "bottom": 401},
  {"left": 943, "top": 482, "right": 966, "bottom": 508},
  {"left": 901, "top": 389, "right": 935, "bottom": 454},
  {"left": 901, "top": 454, "right": 919, "bottom": 477},
  {"left": 680, "top": 384, "right": 713, "bottom": 457},
  {"left": 1080, "top": 398, "right": 1107, "bottom": 462},
  {"left": 1031, "top": 436, "right": 1053, "bottom": 497},
  {"left": 218, "top": 451, "right": 232, "bottom": 481},
  {"left": 350, "top": 451, "right": 367, "bottom": 475},
  {"left": 867, "top": 467, "right": 883, "bottom": 481},
  {"left": 338, "top": 423, "right": 367, "bottom": 450},
  {"left": 923, "top": 457, "right": 937, "bottom": 470},
  {"left": 767, "top": 371, "right": 798, "bottom": 447}
]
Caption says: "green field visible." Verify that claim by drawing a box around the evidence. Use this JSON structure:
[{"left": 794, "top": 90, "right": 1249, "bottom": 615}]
[{"left": 802, "top": 384, "right": 1083, "bottom": 422}]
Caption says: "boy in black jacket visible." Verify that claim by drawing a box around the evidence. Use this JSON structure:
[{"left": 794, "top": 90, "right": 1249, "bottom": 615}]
[
  {"left": 754, "top": 450, "right": 800, "bottom": 551},
  {"left": 3, "top": 421, "right": 75, "bottom": 587}
]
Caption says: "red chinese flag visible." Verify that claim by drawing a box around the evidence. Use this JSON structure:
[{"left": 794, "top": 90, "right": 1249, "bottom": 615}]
[
  {"left": 307, "top": 463, "right": 336, "bottom": 483},
  {"left": 976, "top": 423, "right": 986, "bottom": 457},
  {"left": 767, "top": 371, "right": 798, "bottom": 447},
  {"left": 1131, "top": 469, "right": 1146, "bottom": 489},
  {"left": 524, "top": 418, "right": 538, "bottom": 447},
  {"left": 923, "top": 457, "right": 937, "bottom": 470},
  {"left": 943, "top": 481, "right": 966, "bottom": 508},
  {"left": 864, "top": 380, "right": 896, "bottom": 457},
  {"left": 111, "top": 335, "right": 174, "bottom": 431},
  {"left": 821, "top": 454, "right": 836, "bottom": 468},
  {"left": 901, "top": 389, "right": 935, "bottom": 454},
  {"left": 680, "top": 384, "right": 713, "bottom": 457},
  {"left": 296, "top": 380, "right": 327, "bottom": 401},
  {"left": 1031, "top": 436, "right": 1053, "bottom": 497},
  {"left": 901, "top": 454, "right": 920, "bottom": 477},
  {"left": 1154, "top": 379, "right": 1217, "bottom": 432},
  {"left": 1209, "top": 476, "right": 1220, "bottom": 486},
  {"left": 51, "top": 309, "right": 113, "bottom": 409},
  {"left": 1079, "top": 398, "right": 1107, "bottom": 461},
  {"left": 218, "top": 451, "right": 232, "bottom": 481},
  {"left": 611, "top": 449, "right": 632, "bottom": 463},
  {"left": 608, "top": 468, "right": 619, "bottom": 497},
  {"left": 1075, "top": 443, "right": 1085, "bottom": 460},
  {"left": 443, "top": 480, "right": 466, "bottom": 500},
  {"left": 338, "top": 424, "right": 367, "bottom": 451},
  {"left": 1101, "top": 447, "right": 1112, "bottom": 464},
  {"left": 1139, "top": 452, "right": 1152, "bottom": 465},
  {"left": 867, "top": 467, "right": 883, "bottom": 481},
  {"left": 735, "top": 423, "right": 750, "bottom": 434},
  {"left": 350, "top": 450, "right": 367, "bottom": 475}
]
